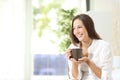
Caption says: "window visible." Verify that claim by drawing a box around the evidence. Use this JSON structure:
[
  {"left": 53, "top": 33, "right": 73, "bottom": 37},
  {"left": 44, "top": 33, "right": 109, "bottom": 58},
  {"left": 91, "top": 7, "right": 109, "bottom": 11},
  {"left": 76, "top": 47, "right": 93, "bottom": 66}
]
[{"left": 31, "top": 0, "right": 86, "bottom": 80}]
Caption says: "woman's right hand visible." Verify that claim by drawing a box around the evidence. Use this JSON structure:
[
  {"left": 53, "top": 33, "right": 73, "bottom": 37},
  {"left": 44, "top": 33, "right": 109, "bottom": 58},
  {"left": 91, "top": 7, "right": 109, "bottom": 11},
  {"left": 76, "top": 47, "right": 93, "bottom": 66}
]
[
  {"left": 65, "top": 48, "right": 71, "bottom": 60},
  {"left": 65, "top": 48, "right": 78, "bottom": 63}
]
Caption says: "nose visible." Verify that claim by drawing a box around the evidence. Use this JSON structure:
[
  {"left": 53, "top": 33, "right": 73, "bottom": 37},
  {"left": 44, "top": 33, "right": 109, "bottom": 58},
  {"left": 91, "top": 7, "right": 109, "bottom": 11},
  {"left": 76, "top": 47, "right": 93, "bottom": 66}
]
[{"left": 75, "top": 28, "right": 79, "bottom": 33}]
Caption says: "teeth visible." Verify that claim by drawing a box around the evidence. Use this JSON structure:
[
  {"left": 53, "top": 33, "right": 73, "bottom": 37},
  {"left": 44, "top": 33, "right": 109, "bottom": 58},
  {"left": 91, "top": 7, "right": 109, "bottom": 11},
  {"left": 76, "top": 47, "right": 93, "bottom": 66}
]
[
  {"left": 77, "top": 34, "right": 83, "bottom": 38},
  {"left": 77, "top": 35, "right": 81, "bottom": 38},
  {"left": 79, "top": 34, "right": 82, "bottom": 36}
]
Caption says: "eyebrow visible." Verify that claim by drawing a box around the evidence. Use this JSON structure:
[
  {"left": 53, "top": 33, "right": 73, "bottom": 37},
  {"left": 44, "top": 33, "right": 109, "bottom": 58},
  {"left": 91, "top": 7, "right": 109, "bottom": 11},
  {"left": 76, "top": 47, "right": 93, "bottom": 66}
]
[{"left": 73, "top": 25, "right": 82, "bottom": 28}]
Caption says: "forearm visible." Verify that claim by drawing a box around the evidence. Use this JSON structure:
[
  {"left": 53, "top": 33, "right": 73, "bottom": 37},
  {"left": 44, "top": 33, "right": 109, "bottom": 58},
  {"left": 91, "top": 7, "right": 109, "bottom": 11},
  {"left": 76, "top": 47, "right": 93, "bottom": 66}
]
[
  {"left": 86, "top": 60, "right": 101, "bottom": 78},
  {"left": 71, "top": 62, "right": 79, "bottom": 79}
]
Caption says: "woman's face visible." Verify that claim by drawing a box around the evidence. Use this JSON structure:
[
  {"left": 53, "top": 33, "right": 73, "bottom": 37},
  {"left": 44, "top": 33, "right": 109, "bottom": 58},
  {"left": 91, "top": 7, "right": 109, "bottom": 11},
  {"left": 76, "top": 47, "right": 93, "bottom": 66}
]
[{"left": 73, "top": 19, "right": 89, "bottom": 42}]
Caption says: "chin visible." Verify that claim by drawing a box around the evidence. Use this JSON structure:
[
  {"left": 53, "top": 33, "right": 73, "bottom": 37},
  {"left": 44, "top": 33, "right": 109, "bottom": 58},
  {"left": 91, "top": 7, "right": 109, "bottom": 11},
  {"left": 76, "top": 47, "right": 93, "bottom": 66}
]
[{"left": 78, "top": 38, "right": 83, "bottom": 41}]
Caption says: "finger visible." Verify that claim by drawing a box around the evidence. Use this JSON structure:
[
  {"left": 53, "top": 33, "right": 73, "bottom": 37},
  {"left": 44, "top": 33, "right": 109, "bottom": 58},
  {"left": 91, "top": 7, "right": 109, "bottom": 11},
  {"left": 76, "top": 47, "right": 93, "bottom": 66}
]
[
  {"left": 65, "top": 49, "right": 72, "bottom": 60},
  {"left": 78, "top": 58, "right": 84, "bottom": 61},
  {"left": 70, "top": 58, "right": 78, "bottom": 63},
  {"left": 78, "top": 57, "right": 88, "bottom": 63},
  {"left": 67, "top": 54, "right": 71, "bottom": 60},
  {"left": 77, "top": 58, "right": 85, "bottom": 64},
  {"left": 66, "top": 54, "right": 71, "bottom": 60},
  {"left": 65, "top": 49, "right": 71, "bottom": 53},
  {"left": 78, "top": 56, "right": 87, "bottom": 60}
]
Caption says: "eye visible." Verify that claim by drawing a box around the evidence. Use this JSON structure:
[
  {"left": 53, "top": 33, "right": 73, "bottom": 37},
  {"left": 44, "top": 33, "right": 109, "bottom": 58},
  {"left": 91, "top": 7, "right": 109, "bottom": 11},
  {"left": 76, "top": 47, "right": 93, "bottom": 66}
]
[{"left": 78, "top": 26, "right": 82, "bottom": 28}]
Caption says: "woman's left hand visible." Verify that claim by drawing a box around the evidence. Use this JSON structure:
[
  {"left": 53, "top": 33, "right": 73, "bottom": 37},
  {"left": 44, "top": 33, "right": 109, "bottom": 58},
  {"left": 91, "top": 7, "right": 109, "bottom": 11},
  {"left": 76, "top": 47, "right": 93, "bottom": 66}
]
[{"left": 77, "top": 57, "right": 89, "bottom": 64}]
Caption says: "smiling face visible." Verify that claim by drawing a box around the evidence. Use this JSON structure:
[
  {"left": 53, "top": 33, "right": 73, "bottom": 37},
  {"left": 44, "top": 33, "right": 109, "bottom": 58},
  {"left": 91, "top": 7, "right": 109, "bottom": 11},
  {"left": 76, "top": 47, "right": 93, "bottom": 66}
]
[
  {"left": 73, "top": 18, "right": 89, "bottom": 42},
  {"left": 70, "top": 14, "right": 101, "bottom": 45}
]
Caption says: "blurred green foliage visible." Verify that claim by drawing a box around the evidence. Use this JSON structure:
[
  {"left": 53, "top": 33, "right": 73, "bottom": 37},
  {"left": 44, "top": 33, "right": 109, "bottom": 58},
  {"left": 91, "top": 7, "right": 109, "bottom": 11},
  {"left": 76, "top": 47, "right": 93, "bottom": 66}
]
[
  {"left": 33, "top": 0, "right": 77, "bottom": 53},
  {"left": 55, "top": 8, "right": 77, "bottom": 52},
  {"left": 33, "top": 0, "right": 64, "bottom": 36}
]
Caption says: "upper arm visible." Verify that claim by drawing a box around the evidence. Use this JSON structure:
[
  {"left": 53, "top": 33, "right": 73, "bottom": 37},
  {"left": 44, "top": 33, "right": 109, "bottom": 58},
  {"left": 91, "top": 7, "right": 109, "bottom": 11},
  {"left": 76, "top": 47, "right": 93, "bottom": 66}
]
[{"left": 100, "top": 44, "right": 113, "bottom": 80}]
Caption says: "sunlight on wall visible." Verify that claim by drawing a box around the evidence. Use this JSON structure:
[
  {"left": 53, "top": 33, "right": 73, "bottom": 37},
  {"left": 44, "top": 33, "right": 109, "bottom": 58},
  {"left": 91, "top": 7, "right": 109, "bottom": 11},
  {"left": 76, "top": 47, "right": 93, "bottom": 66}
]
[
  {"left": 31, "top": 30, "right": 59, "bottom": 54},
  {"left": 0, "top": 0, "right": 25, "bottom": 80},
  {"left": 112, "top": 0, "right": 120, "bottom": 56},
  {"left": 62, "top": 0, "right": 80, "bottom": 10}
]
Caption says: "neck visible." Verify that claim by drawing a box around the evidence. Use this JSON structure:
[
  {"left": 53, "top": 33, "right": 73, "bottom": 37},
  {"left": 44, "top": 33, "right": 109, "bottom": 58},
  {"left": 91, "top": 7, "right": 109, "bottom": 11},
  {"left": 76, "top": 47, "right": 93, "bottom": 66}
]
[{"left": 81, "top": 38, "right": 93, "bottom": 48}]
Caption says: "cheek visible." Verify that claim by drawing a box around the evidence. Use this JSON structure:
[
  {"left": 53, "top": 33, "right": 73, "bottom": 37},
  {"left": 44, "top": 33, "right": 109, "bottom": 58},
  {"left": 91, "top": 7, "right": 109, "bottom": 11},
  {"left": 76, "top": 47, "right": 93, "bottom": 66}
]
[
  {"left": 83, "top": 30, "right": 89, "bottom": 37},
  {"left": 82, "top": 28, "right": 87, "bottom": 33},
  {"left": 73, "top": 30, "right": 76, "bottom": 35}
]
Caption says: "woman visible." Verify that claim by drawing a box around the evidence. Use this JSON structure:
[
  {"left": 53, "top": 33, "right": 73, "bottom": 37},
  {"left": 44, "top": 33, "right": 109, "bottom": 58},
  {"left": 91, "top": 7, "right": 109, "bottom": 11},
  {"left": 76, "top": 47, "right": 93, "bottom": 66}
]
[{"left": 65, "top": 14, "right": 113, "bottom": 80}]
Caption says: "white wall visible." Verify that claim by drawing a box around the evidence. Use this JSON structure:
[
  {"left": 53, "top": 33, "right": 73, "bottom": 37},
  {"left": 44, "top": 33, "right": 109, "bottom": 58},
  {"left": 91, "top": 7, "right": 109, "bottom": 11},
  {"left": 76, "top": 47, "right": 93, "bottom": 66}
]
[
  {"left": 0, "top": 0, "right": 32, "bottom": 80},
  {"left": 89, "top": 0, "right": 120, "bottom": 80},
  {"left": 87, "top": 12, "right": 113, "bottom": 43},
  {"left": 90, "top": 0, "right": 114, "bottom": 12},
  {"left": 88, "top": 0, "right": 114, "bottom": 46},
  {"left": 90, "top": 0, "right": 120, "bottom": 56}
]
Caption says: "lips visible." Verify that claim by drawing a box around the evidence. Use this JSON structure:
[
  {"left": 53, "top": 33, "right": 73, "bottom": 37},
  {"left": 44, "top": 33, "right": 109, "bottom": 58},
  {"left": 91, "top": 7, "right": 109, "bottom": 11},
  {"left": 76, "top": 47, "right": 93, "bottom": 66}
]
[{"left": 76, "top": 34, "right": 83, "bottom": 39}]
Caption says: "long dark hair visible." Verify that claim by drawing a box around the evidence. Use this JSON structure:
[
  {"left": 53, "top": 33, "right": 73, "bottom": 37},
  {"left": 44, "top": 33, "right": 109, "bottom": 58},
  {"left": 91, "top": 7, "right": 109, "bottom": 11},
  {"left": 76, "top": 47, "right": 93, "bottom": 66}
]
[{"left": 70, "top": 14, "right": 101, "bottom": 46}]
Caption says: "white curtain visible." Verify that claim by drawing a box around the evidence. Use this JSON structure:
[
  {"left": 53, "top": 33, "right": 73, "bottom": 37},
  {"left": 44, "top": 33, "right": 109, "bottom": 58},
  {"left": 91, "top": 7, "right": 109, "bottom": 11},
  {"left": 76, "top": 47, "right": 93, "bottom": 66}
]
[{"left": 0, "top": 0, "right": 32, "bottom": 80}]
